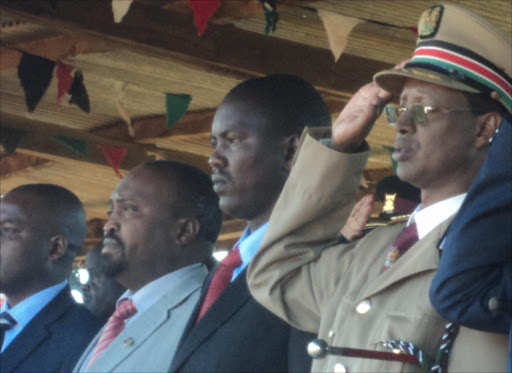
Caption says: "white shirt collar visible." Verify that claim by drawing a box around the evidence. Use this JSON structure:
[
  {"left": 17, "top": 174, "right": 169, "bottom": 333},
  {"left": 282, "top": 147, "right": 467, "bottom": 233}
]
[
  {"left": 117, "top": 263, "right": 203, "bottom": 324},
  {"left": 408, "top": 194, "right": 467, "bottom": 240}
]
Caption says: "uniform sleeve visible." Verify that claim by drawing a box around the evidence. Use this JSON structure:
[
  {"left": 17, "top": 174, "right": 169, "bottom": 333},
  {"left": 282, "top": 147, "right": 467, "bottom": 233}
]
[
  {"left": 247, "top": 128, "right": 369, "bottom": 333},
  {"left": 430, "top": 118, "right": 512, "bottom": 333}
]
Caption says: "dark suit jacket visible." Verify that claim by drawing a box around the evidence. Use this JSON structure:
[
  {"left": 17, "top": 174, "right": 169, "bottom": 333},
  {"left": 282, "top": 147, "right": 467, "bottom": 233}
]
[
  {"left": 0, "top": 287, "right": 103, "bottom": 373},
  {"left": 169, "top": 267, "right": 314, "bottom": 372},
  {"left": 430, "top": 117, "right": 512, "bottom": 371}
]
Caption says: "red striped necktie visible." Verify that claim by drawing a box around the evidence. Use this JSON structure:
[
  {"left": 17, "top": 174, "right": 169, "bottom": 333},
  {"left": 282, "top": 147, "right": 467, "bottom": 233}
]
[
  {"left": 382, "top": 222, "right": 419, "bottom": 272},
  {"left": 196, "top": 246, "right": 242, "bottom": 322},
  {"left": 86, "top": 298, "right": 137, "bottom": 369}
]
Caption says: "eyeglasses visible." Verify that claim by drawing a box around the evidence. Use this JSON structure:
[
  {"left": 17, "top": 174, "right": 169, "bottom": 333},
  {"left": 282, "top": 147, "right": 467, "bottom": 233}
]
[{"left": 385, "top": 104, "right": 475, "bottom": 126}]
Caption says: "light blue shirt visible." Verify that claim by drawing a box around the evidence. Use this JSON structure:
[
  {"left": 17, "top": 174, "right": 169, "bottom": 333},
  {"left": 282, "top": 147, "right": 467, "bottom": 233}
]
[
  {"left": 231, "top": 222, "right": 268, "bottom": 281},
  {"left": 0, "top": 281, "right": 67, "bottom": 352}
]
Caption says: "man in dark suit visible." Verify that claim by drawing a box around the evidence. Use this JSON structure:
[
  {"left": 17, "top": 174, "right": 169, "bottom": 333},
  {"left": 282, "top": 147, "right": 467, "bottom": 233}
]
[
  {"left": 430, "top": 117, "right": 512, "bottom": 371},
  {"left": 170, "top": 74, "right": 331, "bottom": 372},
  {"left": 0, "top": 184, "right": 102, "bottom": 373}
]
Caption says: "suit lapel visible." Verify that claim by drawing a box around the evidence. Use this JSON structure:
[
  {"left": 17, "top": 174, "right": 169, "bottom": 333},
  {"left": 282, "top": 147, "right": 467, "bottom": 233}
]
[
  {"left": 359, "top": 216, "right": 454, "bottom": 301},
  {"left": 88, "top": 265, "right": 207, "bottom": 372},
  {"left": 170, "top": 269, "right": 252, "bottom": 371},
  {"left": 1, "top": 288, "right": 72, "bottom": 372}
]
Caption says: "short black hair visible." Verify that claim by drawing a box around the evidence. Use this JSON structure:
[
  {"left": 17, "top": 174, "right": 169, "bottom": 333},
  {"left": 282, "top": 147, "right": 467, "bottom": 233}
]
[
  {"left": 224, "top": 74, "right": 332, "bottom": 138},
  {"left": 463, "top": 91, "right": 506, "bottom": 117},
  {"left": 142, "top": 161, "right": 223, "bottom": 244},
  {"left": 7, "top": 184, "right": 86, "bottom": 254}
]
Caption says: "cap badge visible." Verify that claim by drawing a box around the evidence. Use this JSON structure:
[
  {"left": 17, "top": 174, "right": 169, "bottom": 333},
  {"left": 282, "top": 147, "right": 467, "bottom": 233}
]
[{"left": 418, "top": 5, "right": 444, "bottom": 39}]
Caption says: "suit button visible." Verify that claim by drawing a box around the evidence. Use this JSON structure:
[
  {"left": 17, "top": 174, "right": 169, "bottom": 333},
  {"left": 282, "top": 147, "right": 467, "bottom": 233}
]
[
  {"left": 328, "top": 330, "right": 335, "bottom": 338},
  {"left": 334, "top": 362, "right": 347, "bottom": 372},
  {"left": 356, "top": 300, "right": 371, "bottom": 314}
]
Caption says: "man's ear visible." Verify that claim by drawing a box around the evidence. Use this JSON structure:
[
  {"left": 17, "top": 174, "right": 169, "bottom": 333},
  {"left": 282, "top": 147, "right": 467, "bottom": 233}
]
[
  {"left": 475, "top": 112, "right": 502, "bottom": 149},
  {"left": 48, "top": 235, "right": 68, "bottom": 261},
  {"left": 283, "top": 134, "right": 301, "bottom": 172},
  {"left": 176, "top": 217, "right": 200, "bottom": 245}
]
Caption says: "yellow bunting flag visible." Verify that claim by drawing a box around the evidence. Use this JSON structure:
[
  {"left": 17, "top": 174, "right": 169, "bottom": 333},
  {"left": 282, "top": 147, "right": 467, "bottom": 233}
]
[
  {"left": 112, "top": 0, "right": 134, "bottom": 23},
  {"left": 317, "top": 9, "right": 363, "bottom": 62}
]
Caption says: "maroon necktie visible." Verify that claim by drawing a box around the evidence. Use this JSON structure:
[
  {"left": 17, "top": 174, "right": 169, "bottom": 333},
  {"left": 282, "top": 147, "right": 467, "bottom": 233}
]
[
  {"left": 86, "top": 298, "right": 137, "bottom": 369},
  {"left": 196, "top": 246, "right": 242, "bottom": 322},
  {"left": 382, "top": 222, "right": 418, "bottom": 272}
]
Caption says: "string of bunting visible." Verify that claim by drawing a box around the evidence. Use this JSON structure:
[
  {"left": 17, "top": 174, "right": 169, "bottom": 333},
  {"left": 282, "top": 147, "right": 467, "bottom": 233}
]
[{"left": 16, "top": 52, "right": 90, "bottom": 113}]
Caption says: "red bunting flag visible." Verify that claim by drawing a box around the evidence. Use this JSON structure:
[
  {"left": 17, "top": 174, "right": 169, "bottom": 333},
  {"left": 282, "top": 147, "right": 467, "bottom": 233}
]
[
  {"left": 102, "top": 145, "right": 127, "bottom": 178},
  {"left": 56, "top": 62, "right": 74, "bottom": 105},
  {"left": 188, "top": 0, "right": 220, "bottom": 36}
]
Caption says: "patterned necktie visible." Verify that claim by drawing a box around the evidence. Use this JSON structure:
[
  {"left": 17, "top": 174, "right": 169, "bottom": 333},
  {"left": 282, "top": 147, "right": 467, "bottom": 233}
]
[
  {"left": 382, "top": 222, "right": 419, "bottom": 272},
  {"left": 86, "top": 298, "right": 137, "bottom": 369},
  {"left": 196, "top": 246, "right": 242, "bottom": 322},
  {"left": 0, "top": 311, "right": 17, "bottom": 351}
]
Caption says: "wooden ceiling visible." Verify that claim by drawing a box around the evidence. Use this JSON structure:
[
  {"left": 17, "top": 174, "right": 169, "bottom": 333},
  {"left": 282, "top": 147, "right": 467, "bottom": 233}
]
[{"left": 1, "top": 0, "right": 511, "bottom": 253}]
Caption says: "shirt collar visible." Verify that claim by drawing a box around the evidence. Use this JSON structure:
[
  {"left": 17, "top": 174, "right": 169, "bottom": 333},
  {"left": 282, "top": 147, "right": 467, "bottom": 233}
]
[
  {"left": 1, "top": 281, "right": 67, "bottom": 352},
  {"left": 116, "top": 263, "right": 203, "bottom": 321},
  {"left": 408, "top": 193, "right": 466, "bottom": 240},
  {"left": 234, "top": 222, "right": 269, "bottom": 274}
]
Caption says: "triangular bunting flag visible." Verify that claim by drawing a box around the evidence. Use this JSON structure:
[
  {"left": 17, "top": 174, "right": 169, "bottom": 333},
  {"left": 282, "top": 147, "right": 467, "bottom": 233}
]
[
  {"left": 102, "top": 145, "right": 127, "bottom": 178},
  {"left": 165, "top": 93, "right": 192, "bottom": 129},
  {"left": 54, "top": 136, "right": 88, "bottom": 158},
  {"left": 0, "top": 128, "right": 24, "bottom": 156},
  {"left": 259, "top": 0, "right": 279, "bottom": 34},
  {"left": 188, "top": 0, "right": 220, "bottom": 36},
  {"left": 112, "top": 0, "right": 133, "bottom": 23},
  {"left": 68, "top": 71, "right": 90, "bottom": 113},
  {"left": 115, "top": 99, "right": 135, "bottom": 137},
  {"left": 317, "top": 9, "right": 363, "bottom": 62},
  {"left": 17, "top": 52, "right": 56, "bottom": 112},
  {"left": 382, "top": 145, "right": 398, "bottom": 174},
  {"left": 56, "top": 62, "right": 74, "bottom": 106}
]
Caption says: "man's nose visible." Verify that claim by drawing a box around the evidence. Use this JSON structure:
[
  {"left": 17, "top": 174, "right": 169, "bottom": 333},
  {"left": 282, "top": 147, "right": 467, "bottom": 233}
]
[{"left": 209, "top": 148, "right": 227, "bottom": 170}]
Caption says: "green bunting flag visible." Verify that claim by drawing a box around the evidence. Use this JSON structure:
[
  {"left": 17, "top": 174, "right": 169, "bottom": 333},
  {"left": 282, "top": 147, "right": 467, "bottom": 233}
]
[
  {"left": 165, "top": 93, "right": 192, "bottom": 129},
  {"left": 54, "top": 136, "right": 88, "bottom": 158},
  {"left": 381, "top": 145, "right": 398, "bottom": 174},
  {"left": 259, "top": 0, "right": 279, "bottom": 34}
]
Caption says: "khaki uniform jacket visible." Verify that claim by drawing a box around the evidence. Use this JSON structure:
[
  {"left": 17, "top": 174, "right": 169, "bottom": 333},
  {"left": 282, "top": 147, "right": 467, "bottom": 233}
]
[{"left": 247, "top": 131, "right": 508, "bottom": 372}]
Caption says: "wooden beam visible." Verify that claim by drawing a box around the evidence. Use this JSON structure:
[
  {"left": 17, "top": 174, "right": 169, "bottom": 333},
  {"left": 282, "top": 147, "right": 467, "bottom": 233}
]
[
  {"left": 2, "top": 35, "right": 110, "bottom": 64},
  {"left": 91, "top": 109, "right": 215, "bottom": 141},
  {"left": 1, "top": 0, "right": 393, "bottom": 98}
]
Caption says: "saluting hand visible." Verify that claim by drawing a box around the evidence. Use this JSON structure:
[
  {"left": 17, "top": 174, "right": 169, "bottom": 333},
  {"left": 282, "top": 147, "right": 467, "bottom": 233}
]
[
  {"left": 331, "top": 60, "right": 409, "bottom": 152},
  {"left": 339, "top": 194, "right": 374, "bottom": 242},
  {"left": 331, "top": 82, "right": 392, "bottom": 153}
]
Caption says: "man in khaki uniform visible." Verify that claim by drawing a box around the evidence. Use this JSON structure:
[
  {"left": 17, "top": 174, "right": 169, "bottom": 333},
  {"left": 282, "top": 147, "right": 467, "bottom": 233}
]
[{"left": 248, "top": 4, "right": 510, "bottom": 372}]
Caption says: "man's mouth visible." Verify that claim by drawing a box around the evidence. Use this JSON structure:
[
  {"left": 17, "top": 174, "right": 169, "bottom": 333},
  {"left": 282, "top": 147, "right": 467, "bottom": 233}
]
[
  {"left": 211, "top": 174, "right": 229, "bottom": 193},
  {"left": 102, "top": 236, "right": 123, "bottom": 253},
  {"left": 393, "top": 139, "right": 414, "bottom": 162}
]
